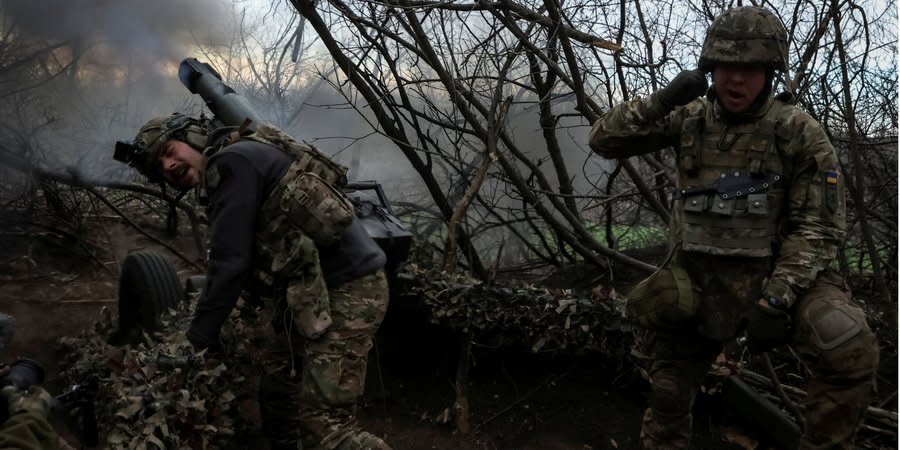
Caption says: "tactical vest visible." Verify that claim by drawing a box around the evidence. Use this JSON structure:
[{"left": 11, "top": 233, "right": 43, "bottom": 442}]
[
  {"left": 202, "top": 123, "right": 355, "bottom": 282},
  {"left": 675, "top": 97, "right": 792, "bottom": 257},
  {"left": 238, "top": 124, "right": 346, "bottom": 339}
]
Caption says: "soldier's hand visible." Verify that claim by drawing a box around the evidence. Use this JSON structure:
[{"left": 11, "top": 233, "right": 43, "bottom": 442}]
[
  {"left": 1, "top": 385, "right": 52, "bottom": 418},
  {"left": 656, "top": 70, "right": 708, "bottom": 110},
  {"left": 743, "top": 299, "right": 792, "bottom": 352}
]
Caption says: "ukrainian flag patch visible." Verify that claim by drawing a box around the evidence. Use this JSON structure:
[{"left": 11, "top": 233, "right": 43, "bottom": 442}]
[{"left": 825, "top": 171, "right": 839, "bottom": 185}]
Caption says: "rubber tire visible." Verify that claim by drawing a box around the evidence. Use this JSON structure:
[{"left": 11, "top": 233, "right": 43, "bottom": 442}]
[{"left": 116, "top": 250, "right": 183, "bottom": 335}]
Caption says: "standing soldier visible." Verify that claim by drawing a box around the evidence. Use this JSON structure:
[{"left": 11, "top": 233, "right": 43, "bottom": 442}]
[
  {"left": 118, "top": 115, "right": 391, "bottom": 450},
  {"left": 589, "top": 6, "right": 878, "bottom": 449}
]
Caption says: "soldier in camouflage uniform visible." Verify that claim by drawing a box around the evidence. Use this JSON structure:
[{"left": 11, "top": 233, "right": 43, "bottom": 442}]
[
  {"left": 121, "top": 115, "right": 391, "bottom": 450},
  {"left": 589, "top": 6, "right": 878, "bottom": 449}
]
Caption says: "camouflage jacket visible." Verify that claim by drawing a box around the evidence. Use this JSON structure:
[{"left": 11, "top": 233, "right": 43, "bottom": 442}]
[
  {"left": 187, "top": 135, "right": 384, "bottom": 349},
  {"left": 0, "top": 411, "right": 59, "bottom": 450},
  {"left": 589, "top": 92, "right": 846, "bottom": 308}
]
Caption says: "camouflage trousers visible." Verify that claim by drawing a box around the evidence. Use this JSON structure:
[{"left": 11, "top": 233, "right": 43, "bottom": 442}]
[
  {"left": 639, "top": 253, "right": 878, "bottom": 450},
  {"left": 255, "top": 270, "right": 391, "bottom": 450}
]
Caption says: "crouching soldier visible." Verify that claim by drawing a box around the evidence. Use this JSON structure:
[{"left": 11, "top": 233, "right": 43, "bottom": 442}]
[
  {"left": 589, "top": 6, "right": 879, "bottom": 449},
  {"left": 117, "top": 114, "right": 391, "bottom": 450}
]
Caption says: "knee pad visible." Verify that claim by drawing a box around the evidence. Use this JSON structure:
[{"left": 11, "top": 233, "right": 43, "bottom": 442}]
[
  {"left": 803, "top": 300, "right": 863, "bottom": 351},
  {"left": 803, "top": 302, "right": 879, "bottom": 381}
]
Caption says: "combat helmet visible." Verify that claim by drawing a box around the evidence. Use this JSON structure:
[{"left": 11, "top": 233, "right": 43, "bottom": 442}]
[
  {"left": 699, "top": 6, "right": 788, "bottom": 72},
  {"left": 114, "top": 113, "right": 210, "bottom": 183}
]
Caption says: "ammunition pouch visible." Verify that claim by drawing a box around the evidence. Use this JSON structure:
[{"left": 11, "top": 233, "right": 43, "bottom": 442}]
[
  {"left": 256, "top": 218, "right": 319, "bottom": 277},
  {"left": 266, "top": 165, "right": 355, "bottom": 247},
  {"left": 626, "top": 259, "right": 698, "bottom": 331}
]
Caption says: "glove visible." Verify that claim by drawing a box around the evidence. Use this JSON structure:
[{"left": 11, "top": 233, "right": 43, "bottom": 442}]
[
  {"left": 743, "top": 299, "right": 792, "bottom": 352},
  {"left": 656, "top": 70, "right": 708, "bottom": 110},
  {"left": 1, "top": 385, "right": 52, "bottom": 418}
]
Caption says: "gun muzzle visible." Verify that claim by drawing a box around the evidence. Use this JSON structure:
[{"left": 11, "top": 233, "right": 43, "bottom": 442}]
[{"left": 178, "top": 57, "right": 261, "bottom": 127}]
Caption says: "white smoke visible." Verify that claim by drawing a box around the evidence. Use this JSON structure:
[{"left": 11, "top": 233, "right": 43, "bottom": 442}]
[
  {"left": 4, "top": 0, "right": 233, "bottom": 63},
  {"left": 0, "top": 0, "right": 238, "bottom": 179}
]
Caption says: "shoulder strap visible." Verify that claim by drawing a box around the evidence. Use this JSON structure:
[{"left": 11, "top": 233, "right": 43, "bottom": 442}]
[
  {"left": 747, "top": 97, "right": 793, "bottom": 175},
  {"left": 748, "top": 118, "right": 775, "bottom": 175},
  {"left": 225, "top": 118, "right": 254, "bottom": 146},
  {"left": 242, "top": 123, "right": 349, "bottom": 187}
]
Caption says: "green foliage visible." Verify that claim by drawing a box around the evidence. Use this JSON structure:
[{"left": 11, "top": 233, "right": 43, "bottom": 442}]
[
  {"left": 841, "top": 243, "right": 892, "bottom": 275},
  {"left": 587, "top": 223, "right": 668, "bottom": 250}
]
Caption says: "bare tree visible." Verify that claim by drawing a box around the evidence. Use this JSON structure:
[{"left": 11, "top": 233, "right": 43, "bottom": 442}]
[{"left": 283, "top": 0, "right": 894, "bottom": 298}]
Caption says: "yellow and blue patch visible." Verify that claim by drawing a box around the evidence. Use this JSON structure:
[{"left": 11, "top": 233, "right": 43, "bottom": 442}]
[{"left": 825, "top": 171, "right": 839, "bottom": 185}]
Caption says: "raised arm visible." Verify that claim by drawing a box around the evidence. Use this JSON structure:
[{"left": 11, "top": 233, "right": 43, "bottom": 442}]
[{"left": 589, "top": 70, "right": 708, "bottom": 159}]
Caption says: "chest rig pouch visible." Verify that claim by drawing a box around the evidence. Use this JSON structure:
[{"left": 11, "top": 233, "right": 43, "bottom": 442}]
[
  {"left": 675, "top": 101, "right": 787, "bottom": 257},
  {"left": 244, "top": 123, "right": 356, "bottom": 247},
  {"left": 265, "top": 168, "right": 355, "bottom": 246}
]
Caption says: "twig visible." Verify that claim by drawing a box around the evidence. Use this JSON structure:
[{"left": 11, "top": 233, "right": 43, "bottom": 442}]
[
  {"left": 877, "top": 390, "right": 897, "bottom": 409},
  {"left": 762, "top": 352, "right": 806, "bottom": 432},
  {"left": 442, "top": 97, "right": 508, "bottom": 273},
  {"left": 740, "top": 369, "right": 808, "bottom": 398},
  {"left": 58, "top": 299, "right": 118, "bottom": 304},
  {"left": 858, "top": 422, "right": 898, "bottom": 438},
  {"left": 740, "top": 369, "right": 898, "bottom": 428},
  {"left": 84, "top": 185, "right": 204, "bottom": 271}
]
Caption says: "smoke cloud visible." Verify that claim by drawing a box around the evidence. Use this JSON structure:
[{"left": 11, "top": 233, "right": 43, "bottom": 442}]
[
  {"left": 0, "top": 0, "right": 239, "bottom": 181},
  {"left": 0, "top": 1, "right": 416, "bottom": 191},
  {"left": 4, "top": 0, "right": 232, "bottom": 64}
]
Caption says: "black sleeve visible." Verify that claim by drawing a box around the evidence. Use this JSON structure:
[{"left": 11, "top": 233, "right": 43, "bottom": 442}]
[{"left": 186, "top": 152, "right": 261, "bottom": 349}]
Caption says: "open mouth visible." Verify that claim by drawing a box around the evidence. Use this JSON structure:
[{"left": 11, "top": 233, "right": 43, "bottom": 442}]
[
  {"left": 725, "top": 89, "right": 745, "bottom": 102},
  {"left": 175, "top": 165, "right": 188, "bottom": 183}
]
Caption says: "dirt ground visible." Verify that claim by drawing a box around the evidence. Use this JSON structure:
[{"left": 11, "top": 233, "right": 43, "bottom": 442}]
[
  {"left": 0, "top": 219, "right": 896, "bottom": 449},
  {"left": 0, "top": 281, "right": 718, "bottom": 450}
]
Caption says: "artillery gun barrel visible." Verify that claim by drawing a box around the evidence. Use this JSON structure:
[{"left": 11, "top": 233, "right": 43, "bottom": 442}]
[{"left": 178, "top": 57, "right": 262, "bottom": 127}]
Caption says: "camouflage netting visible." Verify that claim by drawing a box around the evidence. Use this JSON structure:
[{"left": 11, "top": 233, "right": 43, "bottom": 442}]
[
  {"left": 57, "top": 295, "right": 265, "bottom": 449},
  {"left": 400, "top": 264, "right": 634, "bottom": 355},
  {"left": 55, "top": 264, "right": 633, "bottom": 448}
]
